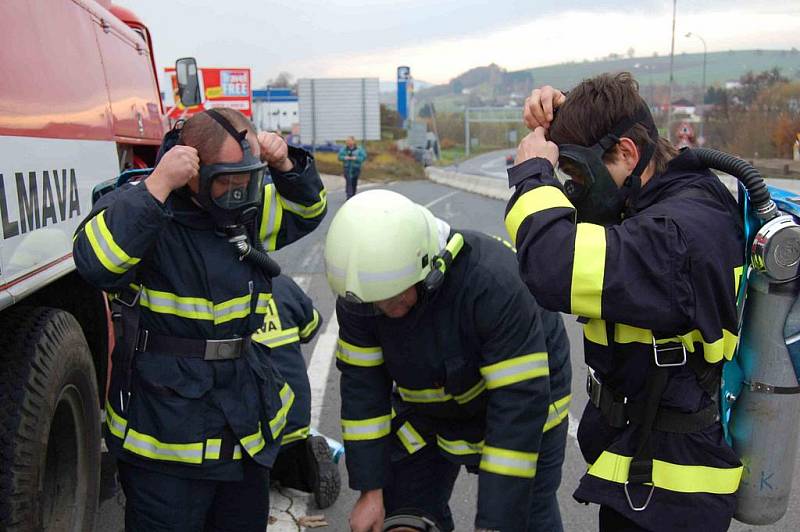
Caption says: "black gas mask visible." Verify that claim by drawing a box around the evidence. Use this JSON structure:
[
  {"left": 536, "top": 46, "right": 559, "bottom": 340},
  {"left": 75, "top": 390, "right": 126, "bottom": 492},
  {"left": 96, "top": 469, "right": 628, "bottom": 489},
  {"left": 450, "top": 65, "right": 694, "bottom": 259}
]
[
  {"left": 552, "top": 105, "right": 659, "bottom": 226},
  {"left": 155, "top": 111, "right": 281, "bottom": 278},
  {"left": 188, "top": 109, "right": 267, "bottom": 228}
]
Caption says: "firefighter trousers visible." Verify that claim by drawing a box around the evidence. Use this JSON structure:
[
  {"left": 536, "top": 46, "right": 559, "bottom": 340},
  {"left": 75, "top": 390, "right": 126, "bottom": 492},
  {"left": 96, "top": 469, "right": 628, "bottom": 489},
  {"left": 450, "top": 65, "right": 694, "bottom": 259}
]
[
  {"left": 384, "top": 419, "right": 568, "bottom": 532},
  {"left": 117, "top": 457, "right": 270, "bottom": 532}
]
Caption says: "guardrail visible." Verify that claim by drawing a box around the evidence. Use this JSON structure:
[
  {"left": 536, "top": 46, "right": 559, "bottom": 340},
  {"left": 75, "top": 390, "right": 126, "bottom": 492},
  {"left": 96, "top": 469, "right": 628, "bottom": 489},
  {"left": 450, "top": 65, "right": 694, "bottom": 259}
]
[
  {"left": 426, "top": 166, "right": 744, "bottom": 202},
  {"left": 425, "top": 167, "right": 511, "bottom": 201}
]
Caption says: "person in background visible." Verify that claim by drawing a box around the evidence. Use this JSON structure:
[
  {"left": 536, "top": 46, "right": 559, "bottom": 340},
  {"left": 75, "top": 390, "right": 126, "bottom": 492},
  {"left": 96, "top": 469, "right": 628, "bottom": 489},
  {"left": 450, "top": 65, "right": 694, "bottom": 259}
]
[{"left": 338, "top": 136, "right": 367, "bottom": 199}]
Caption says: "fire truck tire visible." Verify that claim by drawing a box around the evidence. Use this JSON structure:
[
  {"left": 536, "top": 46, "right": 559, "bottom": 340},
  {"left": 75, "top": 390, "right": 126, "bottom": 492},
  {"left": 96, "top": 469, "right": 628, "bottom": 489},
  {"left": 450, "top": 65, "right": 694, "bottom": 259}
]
[{"left": 0, "top": 307, "right": 101, "bottom": 532}]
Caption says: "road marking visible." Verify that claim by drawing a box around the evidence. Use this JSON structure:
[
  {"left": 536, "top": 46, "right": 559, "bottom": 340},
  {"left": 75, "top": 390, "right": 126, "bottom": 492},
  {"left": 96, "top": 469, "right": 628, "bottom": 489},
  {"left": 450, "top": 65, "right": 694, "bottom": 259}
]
[
  {"left": 269, "top": 312, "right": 341, "bottom": 530},
  {"left": 299, "top": 242, "right": 323, "bottom": 273},
  {"left": 291, "top": 274, "right": 312, "bottom": 292},
  {"left": 424, "top": 189, "right": 460, "bottom": 209},
  {"left": 308, "top": 313, "right": 339, "bottom": 427},
  {"left": 567, "top": 412, "right": 582, "bottom": 450}
]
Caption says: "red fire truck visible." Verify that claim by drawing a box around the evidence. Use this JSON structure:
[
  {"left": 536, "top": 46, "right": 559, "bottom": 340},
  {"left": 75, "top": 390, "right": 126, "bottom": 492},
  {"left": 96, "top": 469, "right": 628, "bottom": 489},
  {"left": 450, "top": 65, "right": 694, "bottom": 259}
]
[{"left": 0, "top": 1, "right": 168, "bottom": 529}]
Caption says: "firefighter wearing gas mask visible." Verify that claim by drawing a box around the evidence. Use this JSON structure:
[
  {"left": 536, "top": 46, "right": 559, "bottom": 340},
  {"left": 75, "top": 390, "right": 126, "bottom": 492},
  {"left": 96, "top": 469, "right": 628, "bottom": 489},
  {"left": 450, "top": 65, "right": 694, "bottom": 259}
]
[
  {"left": 505, "top": 73, "right": 744, "bottom": 531},
  {"left": 73, "top": 108, "right": 326, "bottom": 531},
  {"left": 324, "top": 190, "right": 572, "bottom": 532}
]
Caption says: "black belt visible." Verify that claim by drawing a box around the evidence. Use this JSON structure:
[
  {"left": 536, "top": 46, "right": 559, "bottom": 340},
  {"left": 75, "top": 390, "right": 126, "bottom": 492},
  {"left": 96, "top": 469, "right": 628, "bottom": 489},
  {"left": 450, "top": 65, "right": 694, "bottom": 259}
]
[
  {"left": 135, "top": 329, "right": 249, "bottom": 361},
  {"left": 587, "top": 369, "right": 719, "bottom": 434}
]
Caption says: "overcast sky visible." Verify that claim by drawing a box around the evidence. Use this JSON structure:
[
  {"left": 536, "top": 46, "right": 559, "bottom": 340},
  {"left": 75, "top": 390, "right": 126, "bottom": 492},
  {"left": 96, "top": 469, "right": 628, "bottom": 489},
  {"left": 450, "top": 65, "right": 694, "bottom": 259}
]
[{"left": 118, "top": 0, "right": 800, "bottom": 86}]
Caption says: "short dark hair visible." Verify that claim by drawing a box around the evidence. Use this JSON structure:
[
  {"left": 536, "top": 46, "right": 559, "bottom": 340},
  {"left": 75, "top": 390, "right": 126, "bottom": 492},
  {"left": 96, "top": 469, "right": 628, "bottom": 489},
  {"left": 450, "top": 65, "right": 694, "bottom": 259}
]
[
  {"left": 549, "top": 72, "right": 677, "bottom": 174},
  {"left": 180, "top": 108, "right": 256, "bottom": 164}
]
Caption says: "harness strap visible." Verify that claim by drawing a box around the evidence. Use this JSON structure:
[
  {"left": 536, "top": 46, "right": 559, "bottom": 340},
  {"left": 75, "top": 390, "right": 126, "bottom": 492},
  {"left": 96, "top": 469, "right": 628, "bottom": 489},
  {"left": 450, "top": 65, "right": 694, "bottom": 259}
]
[{"left": 586, "top": 371, "right": 719, "bottom": 433}]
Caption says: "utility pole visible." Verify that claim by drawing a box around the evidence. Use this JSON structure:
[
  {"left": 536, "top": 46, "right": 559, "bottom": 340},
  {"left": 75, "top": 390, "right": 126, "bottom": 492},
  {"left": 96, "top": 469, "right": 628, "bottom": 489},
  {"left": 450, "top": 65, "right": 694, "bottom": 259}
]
[
  {"left": 666, "top": 0, "right": 677, "bottom": 142},
  {"left": 686, "top": 32, "right": 707, "bottom": 142}
]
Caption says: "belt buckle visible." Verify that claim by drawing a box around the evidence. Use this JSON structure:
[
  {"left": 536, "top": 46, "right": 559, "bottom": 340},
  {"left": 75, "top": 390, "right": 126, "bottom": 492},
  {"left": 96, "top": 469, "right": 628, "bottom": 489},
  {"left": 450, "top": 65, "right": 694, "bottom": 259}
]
[
  {"left": 587, "top": 368, "right": 603, "bottom": 407},
  {"left": 652, "top": 338, "right": 687, "bottom": 368},
  {"left": 204, "top": 338, "right": 242, "bottom": 361},
  {"left": 624, "top": 481, "right": 655, "bottom": 512},
  {"left": 115, "top": 286, "right": 142, "bottom": 308}
]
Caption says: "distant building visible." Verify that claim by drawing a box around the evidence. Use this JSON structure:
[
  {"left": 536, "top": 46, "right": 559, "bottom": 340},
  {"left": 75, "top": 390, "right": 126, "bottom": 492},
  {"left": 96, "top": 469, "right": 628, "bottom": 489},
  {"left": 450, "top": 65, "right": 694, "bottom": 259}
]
[
  {"left": 725, "top": 80, "right": 743, "bottom": 90},
  {"left": 252, "top": 88, "right": 298, "bottom": 132}
]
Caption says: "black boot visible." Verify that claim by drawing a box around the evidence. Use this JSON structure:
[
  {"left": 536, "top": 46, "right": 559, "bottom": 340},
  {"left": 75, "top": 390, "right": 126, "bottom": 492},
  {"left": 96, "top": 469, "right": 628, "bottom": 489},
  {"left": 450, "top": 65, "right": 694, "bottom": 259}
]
[{"left": 306, "top": 435, "right": 341, "bottom": 509}]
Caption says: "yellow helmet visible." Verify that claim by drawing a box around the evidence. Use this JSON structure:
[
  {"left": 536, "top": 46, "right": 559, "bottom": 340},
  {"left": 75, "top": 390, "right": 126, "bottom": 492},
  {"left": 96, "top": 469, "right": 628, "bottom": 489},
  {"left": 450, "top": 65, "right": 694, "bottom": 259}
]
[{"left": 324, "top": 190, "right": 441, "bottom": 302}]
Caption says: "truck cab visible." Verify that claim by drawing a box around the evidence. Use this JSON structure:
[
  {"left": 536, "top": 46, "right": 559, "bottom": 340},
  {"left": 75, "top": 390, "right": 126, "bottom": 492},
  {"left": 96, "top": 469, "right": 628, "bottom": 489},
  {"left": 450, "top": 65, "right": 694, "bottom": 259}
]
[{"left": 0, "top": 2, "right": 167, "bottom": 529}]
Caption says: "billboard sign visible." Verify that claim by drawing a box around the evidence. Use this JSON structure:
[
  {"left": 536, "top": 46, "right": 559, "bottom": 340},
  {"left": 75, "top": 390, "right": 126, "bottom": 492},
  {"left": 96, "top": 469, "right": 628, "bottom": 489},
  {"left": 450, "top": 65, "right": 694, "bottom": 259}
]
[
  {"left": 163, "top": 67, "right": 252, "bottom": 120},
  {"left": 297, "top": 78, "right": 380, "bottom": 144},
  {"left": 397, "top": 66, "right": 410, "bottom": 123}
]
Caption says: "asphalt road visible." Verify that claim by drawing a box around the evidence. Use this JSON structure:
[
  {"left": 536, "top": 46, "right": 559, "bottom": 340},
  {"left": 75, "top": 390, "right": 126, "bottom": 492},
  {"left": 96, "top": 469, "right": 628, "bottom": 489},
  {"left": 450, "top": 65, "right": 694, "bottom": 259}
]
[
  {"left": 446, "top": 149, "right": 516, "bottom": 180},
  {"left": 96, "top": 173, "right": 800, "bottom": 531}
]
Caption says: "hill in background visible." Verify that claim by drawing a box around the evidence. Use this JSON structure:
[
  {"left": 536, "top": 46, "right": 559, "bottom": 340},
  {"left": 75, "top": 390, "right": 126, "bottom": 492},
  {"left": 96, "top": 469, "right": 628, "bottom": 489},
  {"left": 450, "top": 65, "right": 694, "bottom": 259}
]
[{"left": 414, "top": 49, "right": 800, "bottom": 111}]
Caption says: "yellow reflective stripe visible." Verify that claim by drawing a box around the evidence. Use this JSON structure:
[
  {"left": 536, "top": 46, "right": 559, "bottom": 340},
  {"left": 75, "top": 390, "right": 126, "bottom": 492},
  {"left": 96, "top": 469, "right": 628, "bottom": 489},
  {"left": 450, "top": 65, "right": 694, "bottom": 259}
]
[
  {"left": 205, "top": 439, "right": 221, "bottom": 460},
  {"left": 241, "top": 422, "right": 267, "bottom": 456},
  {"left": 278, "top": 189, "right": 327, "bottom": 219},
  {"left": 336, "top": 339, "right": 384, "bottom": 367},
  {"left": 85, "top": 211, "right": 141, "bottom": 274},
  {"left": 341, "top": 414, "right": 392, "bottom": 441},
  {"left": 734, "top": 265, "right": 744, "bottom": 294},
  {"left": 505, "top": 186, "right": 574, "bottom": 245},
  {"left": 253, "top": 327, "right": 301, "bottom": 348},
  {"left": 588, "top": 451, "right": 743, "bottom": 494},
  {"left": 678, "top": 329, "right": 739, "bottom": 363},
  {"left": 480, "top": 445, "right": 538, "bottom": 478},
  {"left": 123, "top": 429, "right": 204, "bottom": 464},
  {"left": 571, "top": 223, "right": 606, "bottom": 318},
  {"left": 397, "top": 386, "right": 452, "bottom": 403},
  {"left": 544, "top": 394, "right": 572, "bottom": 432},
  {"left": 138, "top": 287, "right": 254, "bottom": 323},
  {"left": 260, "top": 184, "right": 284, "bottom": 251},
  {"left": 454, "top": 379, "right": 487, "bottom": 404},
  {"left": 584, "top": 319, "right": 608, "bottom": 346},
  {"left": 255, "top": 293, "right": 272, "bottom": 314},
  {"left": 281, "top": 427, "right": 310, "bottom": 446},
  {"left": 213, "top": 293, "right": 252, "bottom": 325},
  {"left": 270, "top": 384, "right": 296, "bottom": 439},
  {"left": 480, "top": 352, "right": 549, "bottom": 390},
  {"left": 233, "top": 445, "right": 243, "bottom": 460},
  {"left": 490, "top": 234, "right": 516, "bottom": 252},
  {"left": 300, "top": 309, "right": 321, "bottom": 339},
  {"left": 436, "top": 435, "right": 484, "bottom": 456},
  {"left": 614, "top": 324, "right": 739, "bottom": 363},
  {"left": 397, "top": 421, "right": 426, "bottom": 455},
  {"left": 139, "top": 288, "right": 214, "bottom": 320},
  {"left": 104, "top": 399, "right": 127, "bottom": 440}
]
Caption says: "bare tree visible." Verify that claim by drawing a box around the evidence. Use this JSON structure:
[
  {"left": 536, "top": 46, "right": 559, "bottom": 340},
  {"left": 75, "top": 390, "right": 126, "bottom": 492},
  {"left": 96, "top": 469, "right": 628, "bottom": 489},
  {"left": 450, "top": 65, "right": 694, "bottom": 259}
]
[{"left": 266, "top": 71, "right": 294, "bottom": 89}]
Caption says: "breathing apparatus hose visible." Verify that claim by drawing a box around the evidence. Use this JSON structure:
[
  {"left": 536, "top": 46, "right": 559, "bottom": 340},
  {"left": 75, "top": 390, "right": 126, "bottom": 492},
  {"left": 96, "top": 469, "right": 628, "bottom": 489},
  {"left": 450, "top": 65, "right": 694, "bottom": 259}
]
[
  {"left": 226, "top": 226, "right": 282, "bottom": 278},
  {"left": 692, "top": 147, "right": 778, "bottom": 221}
]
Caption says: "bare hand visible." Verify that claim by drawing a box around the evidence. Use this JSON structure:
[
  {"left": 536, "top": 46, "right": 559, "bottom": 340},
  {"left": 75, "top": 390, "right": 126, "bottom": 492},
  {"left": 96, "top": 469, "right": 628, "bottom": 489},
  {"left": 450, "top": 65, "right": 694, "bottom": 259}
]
[
  {"left": 349, "top": 490, "right": 384, "bottom": 532},
  {"left": 258, "top": 131, "right": 292, "bottom": 172},
  {"left": 516, "top": 127, "right": 559, "bottom": 166},
  {"left": 523, "top": 86, "right": 566, "bottom": 130},
  {"left": 146, "top": 145, "right": 199, "bottom": 202}
]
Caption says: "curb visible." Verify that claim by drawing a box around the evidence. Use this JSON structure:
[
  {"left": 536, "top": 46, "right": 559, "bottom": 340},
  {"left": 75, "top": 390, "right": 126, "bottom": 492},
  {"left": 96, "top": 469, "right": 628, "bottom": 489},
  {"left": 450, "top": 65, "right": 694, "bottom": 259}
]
[{"left": 425, "top": 167, "right": 511, "bottom": 201}]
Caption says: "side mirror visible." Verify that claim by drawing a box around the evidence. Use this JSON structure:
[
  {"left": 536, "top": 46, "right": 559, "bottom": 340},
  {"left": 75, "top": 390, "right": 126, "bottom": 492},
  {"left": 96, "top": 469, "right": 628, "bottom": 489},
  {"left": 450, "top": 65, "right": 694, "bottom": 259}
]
[{"left": 175, "top": 57, "right": 201, "bottom": 107}]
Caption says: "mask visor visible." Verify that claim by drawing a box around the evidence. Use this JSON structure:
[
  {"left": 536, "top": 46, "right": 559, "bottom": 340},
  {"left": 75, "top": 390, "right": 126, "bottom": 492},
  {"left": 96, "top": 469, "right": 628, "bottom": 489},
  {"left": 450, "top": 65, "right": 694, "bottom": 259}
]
[{"left": 201, "top": 161, "right": 266, "bottom": 210}]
